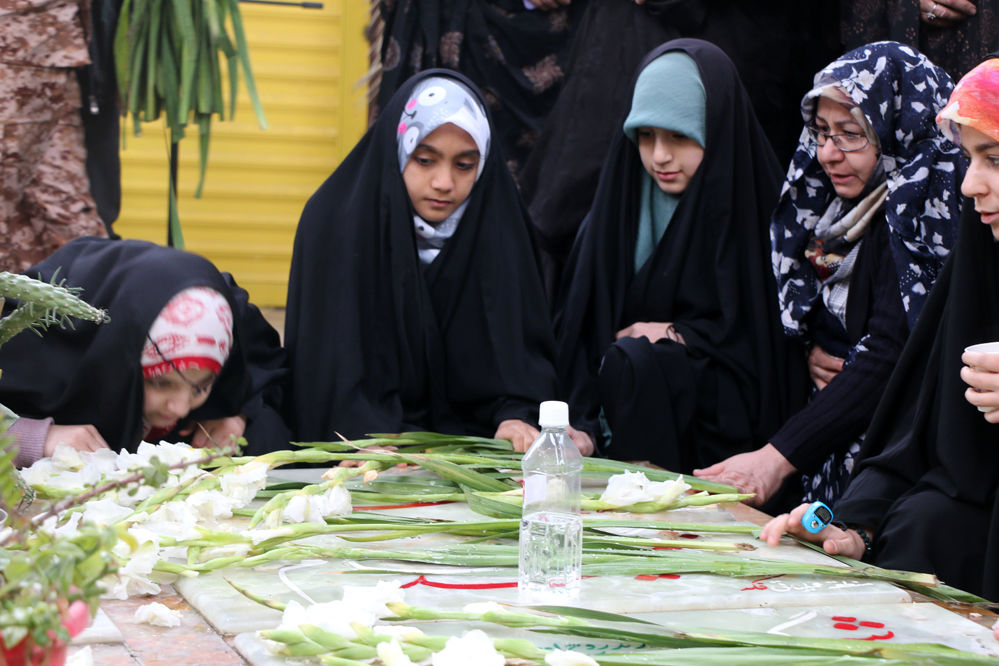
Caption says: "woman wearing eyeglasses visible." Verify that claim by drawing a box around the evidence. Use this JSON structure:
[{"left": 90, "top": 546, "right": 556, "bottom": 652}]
[{"left": 695, "top": 41, "right": 966, "bottom": 510}]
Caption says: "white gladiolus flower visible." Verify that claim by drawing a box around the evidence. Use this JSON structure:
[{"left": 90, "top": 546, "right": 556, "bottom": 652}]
[
  {"left": 599, "top": 470, "right": 654, "bottom": 505},
  {"left": 103, "top": 540, "right": 161, "bottom": 599},
  {"left": 280, "top": 485, "right": 352, "bottom": 524},
  {"left": 342, "top": 580, "right": 404, "bottom": 616},
  {"left": 645, "top": 476, "right": 691, "bottom": 507},
  {"left": 134, "top": 441, "right": 201, "bottom": 467},
  {"left": 85, "top": 447, "right": 122, "bottom": 475},
  {"left": 431, "top": 630, "right": 504, "bottom": 666},
  {"left": 219, "top": 460, "right": 269, "bottom": 505},
  {"left": 377, "top": 638, "right": 416, "bottom": 666},
  {"left": 247, "top": 527, "right": 295, "bottom": 544},
  {"left": 80, "top": 498, "right": 134, "bottom": 527},
  {"left": 110, "top": 483, "right": 156, "bottom": 507},
  {"left": 461, "top": 601, "right": 506, "bottom": 614},
  {"left": 599, "top": 471, "right": 690, "bottom": 507},
  {"left": 134, "top": 601, "right": 183, "bottom": 627},
  {"left": 325, "top": 484, "right": 352, "bottom": 515},
  {"left": 39, "top": 511, "right": 82, "bottom": 539},
  {"left": 277, "top": 600, "right": 309, "bottom": 629},
  {"left": 546, "top": 649, "right": 599, "bottom": 666},
  {"left": 51, "top": 444, "right": 85, "bottom": 470},
  {"left": 19, "top": 458, "right": 62, "bottom": 487},
  {"left": 279, "top": 599, "right": 376, "bottom": 638},
  {"left": 184, "top": 490, "right": 240, "bottom": 523},
  {"left": 282, "top": 495, "right": 314, "bottom": 523}
]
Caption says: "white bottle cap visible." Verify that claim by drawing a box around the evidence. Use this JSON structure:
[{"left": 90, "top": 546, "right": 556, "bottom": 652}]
[{"left": 538, "top": 400, "right": 569, "bottom": 428}]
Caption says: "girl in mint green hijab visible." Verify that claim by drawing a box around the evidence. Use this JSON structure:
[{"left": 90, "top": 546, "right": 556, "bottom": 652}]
[{"left": 555, "top": 39, "right": 806, "bottom": 476}]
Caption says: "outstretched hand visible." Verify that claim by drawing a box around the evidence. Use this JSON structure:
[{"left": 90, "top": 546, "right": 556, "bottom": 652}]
[
  {"left": 567, "top": 426, "right": 595, "bottom": 456},
  {"left": 759, "top": 502, "right": 868, "bottom": 560},
  {"left": 43, "top": 424, "right": 110, "bottom": 457},
  {"left": 182, "top": 415, "right": 246, "bottom": 452},
  {"left": 495, "top": 419, "right": 541, "bottom": 453},
  {"left": 693, "top": 443, "right": 796, "bottom": 507}
]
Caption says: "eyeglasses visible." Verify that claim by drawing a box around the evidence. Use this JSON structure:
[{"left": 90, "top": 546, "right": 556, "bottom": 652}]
[
  {"left": 145, "top": 335, "right": 212, "bottom": 397},
  {"left": 805, "top": 124, "right": 870, "bottom": 152}
]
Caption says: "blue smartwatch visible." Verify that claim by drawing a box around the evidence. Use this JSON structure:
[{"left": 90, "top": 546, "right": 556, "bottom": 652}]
[{"left": 801, "top": 500, "right": 834, "bottom": 534}]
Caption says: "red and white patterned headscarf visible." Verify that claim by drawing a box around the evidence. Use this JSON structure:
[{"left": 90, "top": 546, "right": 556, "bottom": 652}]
[{"left": 141, "top": 287, "right": 233, "bottom": 378}]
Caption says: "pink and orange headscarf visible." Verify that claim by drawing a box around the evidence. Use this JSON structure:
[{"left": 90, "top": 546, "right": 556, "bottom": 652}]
[
  {"left": 937, "top": 57, "right": 999, "bottom": 145},
  {"left": 141, "top": 287, "right": 233, "bottom": 379}
]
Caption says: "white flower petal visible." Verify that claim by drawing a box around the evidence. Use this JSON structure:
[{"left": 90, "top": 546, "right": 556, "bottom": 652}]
[
  {"left": 431, "top": 630, "right": 504, "bottom": 666},
  {"left": 219, "top": 461, "right": 270, "bottom": 505},
  {"left": 134, "top": 601, "right": 183, "bottom": 627},
  {"left": 461, "top": 601, "right": 505, "bottom": 614},
  {"left": 342, "top": 580, "right": 404, "bottom": 617},
  {"left": 377, "top": 638, "right": 416, "bottom": 666},
  {"left": 66, "top": 645, "right": 93, "bottom": 666},
  {"left": 81, "top": 498, "right": 134, "bottom": 527}
]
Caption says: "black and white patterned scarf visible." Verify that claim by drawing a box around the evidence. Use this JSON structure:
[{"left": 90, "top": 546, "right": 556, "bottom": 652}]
[{"left": 771, "top": 42, "right": 965, "bottom": 339}]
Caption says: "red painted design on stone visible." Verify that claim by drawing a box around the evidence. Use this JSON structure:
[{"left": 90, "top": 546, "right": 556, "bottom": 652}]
[
  {"left": 831, "top": 616, "right": 894, "bottom": 640},
  {"left": 400, "top": 575, "right": 517, "bottom": 590},
  {"left": 633, "top": 574, "right": 681, "bottom": 581},
  {"left": 741, "top": 574, "right": 784, "bottom": 591}
]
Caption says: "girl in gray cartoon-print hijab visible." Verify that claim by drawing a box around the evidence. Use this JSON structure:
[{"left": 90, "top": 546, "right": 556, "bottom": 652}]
[{"left": 284, "top": 69, "right": 586, "bottom": 456}]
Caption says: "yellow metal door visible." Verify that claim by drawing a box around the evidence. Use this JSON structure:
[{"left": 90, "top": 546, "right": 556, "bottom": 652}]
[{"left": 114, "top": 1, "right": 369, "bottom": 306}]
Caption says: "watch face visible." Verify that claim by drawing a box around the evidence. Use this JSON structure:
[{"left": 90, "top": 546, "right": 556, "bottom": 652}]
[{"left": 814, "top": 504, "right": 833, "bottom": 523}]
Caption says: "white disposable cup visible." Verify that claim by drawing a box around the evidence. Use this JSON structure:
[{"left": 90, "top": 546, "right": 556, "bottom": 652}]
[{"left": 963, "top": 342, "right": 999, "bottom": 412}]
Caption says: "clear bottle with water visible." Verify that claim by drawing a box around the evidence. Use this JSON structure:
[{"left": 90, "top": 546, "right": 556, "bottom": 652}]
[{"left": 518, "top": 400, "right": 583, "bottom": 602}]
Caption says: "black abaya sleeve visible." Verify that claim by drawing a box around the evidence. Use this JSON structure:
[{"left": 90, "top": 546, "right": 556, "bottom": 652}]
[{"left": 771, "top": 220, "right": 909, "bottom": 472}]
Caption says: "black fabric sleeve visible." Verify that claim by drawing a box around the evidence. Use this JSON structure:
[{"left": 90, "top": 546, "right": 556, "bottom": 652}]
[
  {"left": 832, "top": 462, "right": 912, "bottom": 529},
  {"left": 770, "top": 236, "right": 909, "bottom": 473}
]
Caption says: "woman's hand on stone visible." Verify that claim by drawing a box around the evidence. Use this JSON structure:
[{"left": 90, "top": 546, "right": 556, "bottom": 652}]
[
  {"left": 759, "top": 503, "right": 867, "bottom": 559},
  {"left": 567, "top": 426, "right": 595, "bottom": 456},
  {"left": 43, "top": 425, "right": 110, "bottom": 457},
  {"left": 693, "top": 443, "right": 796, "bottom": 507},
  {"left": 187, "top": 415, "right": 246, "bottom": 451},
  {"left": 495, "top": 419, "right": 541, "bottom": 452}
]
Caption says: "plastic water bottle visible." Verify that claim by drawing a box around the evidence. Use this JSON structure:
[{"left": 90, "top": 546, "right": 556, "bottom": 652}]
[{"left": 518, "top": 400, "right": 583, "bottom": 602}]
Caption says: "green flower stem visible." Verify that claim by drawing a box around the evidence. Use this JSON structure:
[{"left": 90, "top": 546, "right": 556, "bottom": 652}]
[
  {"left": 226, "top": 577, "right": 287, "bottom": 612},
  {"left": 584, "top": 535, "right": 753, "bottom": 552},
  {"left": 385, "top": 601, "right": 588, "bottom": 630},
  {"left": 318, "top": 657, "right": 371, "bottom": 666}
]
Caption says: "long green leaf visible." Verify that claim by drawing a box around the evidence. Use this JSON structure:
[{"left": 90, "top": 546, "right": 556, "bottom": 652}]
[
  {"left": 226, "top": 0, "right": 267, "bottom": 129},
  {"left": 170, "top": 0, "right": 198, "bottom": 124}
]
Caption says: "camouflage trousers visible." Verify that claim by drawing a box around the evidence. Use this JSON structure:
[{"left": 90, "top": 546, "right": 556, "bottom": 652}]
[{"left": 0, "top": 80, "right": 106, "bottom": 274}]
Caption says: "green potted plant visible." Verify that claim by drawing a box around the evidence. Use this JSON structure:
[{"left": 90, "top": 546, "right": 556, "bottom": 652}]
[
  {"left": 0, "top": 270, "right": 110, "bottom": 665},
  {"left": 0, "top": 269, "right": 241, "bottom": 666}
]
